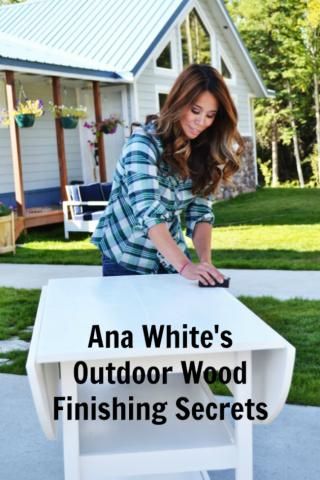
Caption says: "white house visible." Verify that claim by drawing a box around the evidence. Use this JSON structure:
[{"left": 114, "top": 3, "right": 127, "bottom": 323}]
[{"left": 0, "top": 0, "right": 269, "bottom": 228}]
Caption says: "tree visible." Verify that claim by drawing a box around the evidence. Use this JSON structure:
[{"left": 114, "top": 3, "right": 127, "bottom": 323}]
[
  {"left": 0, "top": 0, "right": 26, "bottom": 4},
  {"left": 225, "top": 0, "right": 309, "bottom": 186},
  {"left": 304, "top": 0, "right": 320, "bottom": 184}
]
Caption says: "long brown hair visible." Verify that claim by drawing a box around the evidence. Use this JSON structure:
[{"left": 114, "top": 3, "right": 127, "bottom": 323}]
[{"left": 156, "top": 64, "right": 244, "bottom": 196}]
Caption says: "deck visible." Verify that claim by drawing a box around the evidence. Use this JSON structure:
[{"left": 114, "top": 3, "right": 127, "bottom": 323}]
[{"left": 15, "top": 207, "right": 63, "bottom": 239}]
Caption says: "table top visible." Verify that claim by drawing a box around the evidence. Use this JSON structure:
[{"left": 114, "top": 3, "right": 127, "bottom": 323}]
[
  {"left": 36, "top": 274, "right": 290, "bottom": 363},
  {"left": 27, "top": 275, "right": 296, "bottom": 439}
]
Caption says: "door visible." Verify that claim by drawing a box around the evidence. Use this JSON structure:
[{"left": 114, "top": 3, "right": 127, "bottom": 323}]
[{"left": 102, "top": 87, "right": 128, "bottom": 181}]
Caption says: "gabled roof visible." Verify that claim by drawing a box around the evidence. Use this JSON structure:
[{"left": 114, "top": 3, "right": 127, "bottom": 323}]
[
  {"left": 0, "top": 0, "right": 189, "bottom": 81},
  {"left": 0, "top": 0, "right": 268, "bottom": 95}
]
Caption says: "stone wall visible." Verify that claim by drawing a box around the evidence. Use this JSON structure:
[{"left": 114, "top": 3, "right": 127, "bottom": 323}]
[{"left": 216, "top": 137, "right": 257, "bottom": 200}]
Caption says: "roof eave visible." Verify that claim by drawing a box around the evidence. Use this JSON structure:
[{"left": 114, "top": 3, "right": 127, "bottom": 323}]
[
  {"left": 216, "top": 0, "right": 269, "bottom": 98},
  {"left": 0, "top": 57, "right": 134, "bottom": 83}
]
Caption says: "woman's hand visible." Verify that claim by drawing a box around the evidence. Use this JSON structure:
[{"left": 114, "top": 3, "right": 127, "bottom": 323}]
[{"left": 180, "top": 261, "right": 225, "bottom": 285}]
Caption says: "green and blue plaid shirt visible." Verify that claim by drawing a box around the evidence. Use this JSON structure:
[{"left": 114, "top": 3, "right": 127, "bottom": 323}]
[{"left": 91, "top": 124, "right": 215, "bottom": 274}]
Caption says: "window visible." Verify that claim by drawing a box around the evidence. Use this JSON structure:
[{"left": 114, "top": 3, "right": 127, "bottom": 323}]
[
  {"left": 156, "top": 43, "right": 172, "bottom": 69},
  {"left": 221, "top": 57, "right": 232, "bottom": 79},
  {"left": 158, "top": 93, "right": 168, "bottom": 110},
  {"left": 180, "top": 8, "right": 211, "bottom": 67}
]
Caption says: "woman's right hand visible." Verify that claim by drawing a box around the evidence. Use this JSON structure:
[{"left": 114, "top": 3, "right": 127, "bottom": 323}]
[{"left": 180, "top": 261, "right": 224, "bottom": 285}]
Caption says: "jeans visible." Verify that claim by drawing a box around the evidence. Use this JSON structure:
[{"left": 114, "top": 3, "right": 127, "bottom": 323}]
[{"left": 102, "top": 255, "right": 169, "bottom": 277}]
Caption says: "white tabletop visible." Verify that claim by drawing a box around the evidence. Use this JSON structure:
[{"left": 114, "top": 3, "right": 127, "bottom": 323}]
[
  {"left": 36, "top": 274, "right": 289, "bottom": 363},
  {"left": 27, "top": 275, "right": 295, "bottom": 440}
]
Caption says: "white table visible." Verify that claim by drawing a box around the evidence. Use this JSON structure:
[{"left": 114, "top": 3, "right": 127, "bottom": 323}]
[{"left": 27, "top": 275, "right": 295, "bottom": 480}]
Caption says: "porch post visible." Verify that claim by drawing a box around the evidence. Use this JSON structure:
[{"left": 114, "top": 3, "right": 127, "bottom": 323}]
[
  {"left": 5, "top": 70, "right": 26, "bottom": 216},
  {"left": 52, "top": 76, "right": 68, "bottom": 201},
  {"left": 92, "top": 81, "right": 107, "bottom": 182}
]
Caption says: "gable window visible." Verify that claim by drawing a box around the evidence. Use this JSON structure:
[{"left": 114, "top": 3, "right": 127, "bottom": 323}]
[
  {"left": 221, "top": 57, "right": 232, "bottom": 79},
  {"left": 180, "top": 8, "right": 211, "bottom": 67},
  {"left": 156, "top": 43, "right": 172, "bottom": 69},
  {"left": 158, "top": 93, "right": 168, "bottom": 111}
]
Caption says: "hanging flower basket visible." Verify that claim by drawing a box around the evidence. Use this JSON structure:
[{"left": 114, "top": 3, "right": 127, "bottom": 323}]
[
  {"left": 15, "top": 113, "right": 36, "bottom": 128},
  {"left": 84, "top": 115, "right": 123, "bottom": 144},
  {"left": 60, "top": 116, "right": 79, "bottom": 129},
  {"left": 99, "top": 115, "right": 123, "bottom": 135},
  {"left": 0, "top": 211, "right": 15, "bottom": 255},
  {"left": 100, "top": 124, "right": 118, "bottom": 134},
  {"left": 49, "top": 102, "right": 87, "bottom": 129},
  {"left": 13, "top": 98, "right": 44, "bottom": 128}
]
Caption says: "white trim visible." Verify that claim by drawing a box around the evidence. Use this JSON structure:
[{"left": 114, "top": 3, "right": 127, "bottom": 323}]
[
  {"left": 246, "top": 93, "right": 254, "bottom": 136},
  {"left": 153, "top": 34, "right": 179, "bottom": 77},
  {"left": 0, "top": 64, "right": 133, "bottom": 83},
  {"left": 154, "top": 67, "right": 177, "bottom": 78},
  {"left": 155, "top": 85, "right": 171, "bottom": 113},
  {"left": 120, "top": 86, "right": 130, "bottom": 137},
  {"left": 130, "top": 81, "right": 140, "bottom": 123},
  {"left": 0, "top": 78, "right": 8, "bottom": 129},
  {"left": 248, "top": 93, "right": 258, "bottom": 185},
  {"left": 176, "top": 25, "right": 184, "bottom": 71}
]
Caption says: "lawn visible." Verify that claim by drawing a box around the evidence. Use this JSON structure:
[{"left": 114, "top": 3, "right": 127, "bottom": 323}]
[
  {"left": 212, "top": 296, "right": 320, "bottom": 407},
  {"left": 0, "top": 288, "right": 40, "bottom": 375},
  {"left": 189, "top": 187, "right": 320, "bottom": 270},
  {"left": 0, "top": 287, "right": 319, "bottom": 407},
  {"left": 0, "top": 226, "right": 101, "bottom": 265},
  {"left": 0, "top": 187, "right": 319, "bottom": 269}
]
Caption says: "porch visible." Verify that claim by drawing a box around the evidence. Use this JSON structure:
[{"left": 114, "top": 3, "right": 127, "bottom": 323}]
[
  {"left": 15, "top": 207, "right": 63, "bottom": 240},
  {"left": 2, "top": 70, "right": 127, "bottom": 240}
]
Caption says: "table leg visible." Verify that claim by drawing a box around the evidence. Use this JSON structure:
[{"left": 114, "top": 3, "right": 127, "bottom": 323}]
[
  {"left": 234, "top": 351, "right": 253, "bottom": 480},
  {"left": 60, "top": 362, "right": 80, "bottom": 480}
]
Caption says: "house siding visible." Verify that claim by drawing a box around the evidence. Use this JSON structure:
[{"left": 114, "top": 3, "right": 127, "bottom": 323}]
[{"left": 136, "top": 60, "right": 158, "bottom": 123}]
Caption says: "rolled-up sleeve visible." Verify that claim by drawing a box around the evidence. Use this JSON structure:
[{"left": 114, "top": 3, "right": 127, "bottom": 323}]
[
  {"left": 185, "top": 196, "right": 215, "bottom": 238},
  {"left": 124, "top": 136, "right": 170, "bottom": 234}
]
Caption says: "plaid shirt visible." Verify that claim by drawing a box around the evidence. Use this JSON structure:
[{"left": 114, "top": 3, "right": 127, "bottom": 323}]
[{"left": 91, "top": 124, "right": 215, "bottom": 274}]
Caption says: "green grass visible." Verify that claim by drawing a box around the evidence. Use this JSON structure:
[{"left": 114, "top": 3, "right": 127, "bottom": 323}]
[
  {"left": 211, "top": 296, "right": 320, "bottom": 407},
  {"left": 0, "top": 288, "right": 40, "bottom": 375},
  {"left": 0, "top": 225, "right": 101, "bottom": 265},
  {"left": 0, "top": 187, "right": 319, "bottom": 269},
  {"left": 194, "top": 187, "right": 320, "bottom": 270},
  {"left": 188, "top": 224, "right": 320, "bottom": 270},
  {"left": 0, "top": 287, "right": 40, "bottom": 341},
  {"left": 0, "top": 288, "right": 319, "bottom": 407},
  {"left": 213, "top": 187, "right": 320, "bottom": 227}
]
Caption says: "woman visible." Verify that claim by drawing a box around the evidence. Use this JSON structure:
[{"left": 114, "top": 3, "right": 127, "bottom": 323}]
[{"left": 91, "top": 64, "right": 243, "bottom": 285}]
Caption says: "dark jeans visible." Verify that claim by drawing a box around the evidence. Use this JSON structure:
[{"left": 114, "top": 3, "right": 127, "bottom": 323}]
[{"left": 102, "top": 255, "right": 169, "bottom": 277}]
